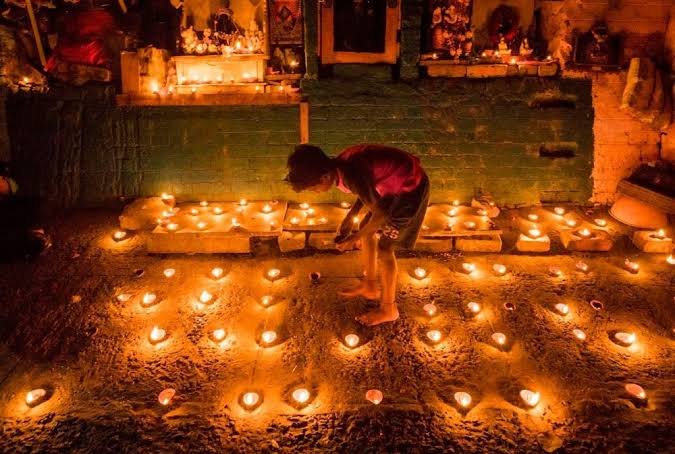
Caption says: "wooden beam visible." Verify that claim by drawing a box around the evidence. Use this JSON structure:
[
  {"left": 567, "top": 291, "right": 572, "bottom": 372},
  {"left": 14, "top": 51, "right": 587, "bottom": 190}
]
[
  {"left": 25, "top": 0, "right": 46, "bottom": 67},
  {"left": 299, "top": 100, "right": 309, "bottom": 144}
]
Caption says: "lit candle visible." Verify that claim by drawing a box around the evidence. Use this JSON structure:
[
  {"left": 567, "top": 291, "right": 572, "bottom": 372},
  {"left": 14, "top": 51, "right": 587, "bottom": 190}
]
[
  {"left": 290, "top": 217, "right": 300, "bottom": 225},
  {"left": 299, "top": 202, "right": 310, "bottom": 210},
  {"left": 365, "top": 389, "right": 383, "bottom": 405},
  {"left": 423, "top": 303, "right": 437, "bottom": 316},
  {"left": 211, "top": 267, "right": 224, "bottom": 279},
  {"left": 292, "top": 388, "right": 310, "bottom": 404},
  {"left": 211, "top": 328, "right": 226, "bottom": 342},
  {"left": 231, "top": 218, "right": 240, "bottom": 227},
  {"left": 189, "top": 208, "right": 199, "bottom": 216},
  {"left": 25, "top": 388, "right": 47, "bottom": 406},
  {"left": 318, "top": 217, "right": 328, "bottom": 224},
  {"left": 151, "top": 81, "right": 159, "bottom": 94},
  {"left": 262, "top": 203, "right": 272, "bottom": 213},
  {"left": 413, "top": 267, "right": 427, "bottom": 279},
  {"left": 267, "top": 268, "right": 281, "bottom": 280},
  {"left": 166, "top": 223, "right": 179, "bottom": 232},
  {"left": 447, "top": 207, "right": 458, "bottom": 217},
  {"left": 554, "top": 303, "right": 569, "bottom": 315},
  {"left": 213, "top": 207, "right": 223, "bottom": 215},
  {"left": 199, "top": 290, "right": 214, "bottom": 304},
  {"left": 625, "top": 383, "right": 646, "bottom": 400},
  {"left": 566, "top": 218, "right": 578, "bottom": 228},
  {"left": 667, "top": 255, "right": 675, "bottom": 265},
  {"left": 477, "top": 208, "right": 487, "bottom": 216},
  {"left": 614, "top": 331, "right": 636, "bottom": 346},
  {"left": 158, "top": 388, "right": 176, "bottom": 406},
  {"left": 306, "top": 208, "right": 316, "bottom": 217},
  {"left": 653, "top": 229, "right": 666, "bottom": 240},
  {"left": 241, "top": 391, "right": 260, "bottom": 409},
  {"left": 548, "top": 266, "right": 562, "bottom": 277},
  {"left": 142, "top": 292, "right": 158, "bottom": 307},
  {"left": 261, "top": 295, "right": 273, "bottom": 307},
  {"left": 527, "top": 227, "right": 541, "bottom": 239},
  {"left": 239, "top": 198, "right": 248, "bottom": 207},
  {"left": 577, "top": 228, "right": 591, "bottom": 238},
  {"left": 467, "top": 302, "right": 481, "bottom": 314},
  {"left": 527, "top": 213, "right": 539, "bottom": 222},
  {"left": 546, "top": 55, "right": 552, "bottom": 61},
  {"left": 463, "top": 221, "right": 477, "bottom": 230},
  {"left": 191, "top": 87, "right": 197, "bottom": 94},
  {"left": 160, "top": 192, "right": 174, "bottom": 204},
  {"left": 624, "top": 259, "right": 639, "bottom": 274},
  {"left": 509, "top": 57, "right": 517, "bottom": 65},
  {"left": 149, "top": 326, "right": 167, "bottom": 344},
  {"left": 196, "top": 221, "right": 207, "bottom": 230},
  {"left": 352, "top": 216, "right": 360, "bottom": 225},
  {"left": 426, "top": 329, "right": 442, "bottom": 343},
  {"left": 461, "top": 262, "right": 476, "bottom": 274},
  {"left": 520, "top": 389, "right": 540, "bottom": 407},
  {"left": 454, "top": 391, "right": 472, "bottom": 408},
  {"left": 572, "top": 328, "right": 586, "bottom": 341},
  {"left": 113, "top": 230, "right": 128, "bottom": 241},
  {"left": 163, "top": 268, "right": 175, "bottom": 278},
  {"left": 575, "top": 261, "right": 589, "bottom": 273},
  {"left": 344, "top": 333, "right": 360, "bottom": 348},
  {"left": 116, "top": 293, "right": 132, "bottom": 302},
  {"left": 261, "top": 330, "right": 277, "bottom": 345},
  {"left": 493, "top": 264, "right": 507, "bottom": 276},
  {"left": 594, "top": 218, "right": 607, "bottom": 227},
  {"left": 200, "top": 201, "right": 209, "bottom": 207},
  {"left": 161, "top": 208, "right": 176, "bottom": 218},
  {"left": 491, "top": 332, "right": 506, "bottom": 346},
  {"left": 452, "top": 200, "right": 460, "bottom": 206},
  {"left": 340, "top": 201, "right": 351, "bottom": 209},
  {"left": 554, "top": 207, "right": 565, "bottom": 216}
]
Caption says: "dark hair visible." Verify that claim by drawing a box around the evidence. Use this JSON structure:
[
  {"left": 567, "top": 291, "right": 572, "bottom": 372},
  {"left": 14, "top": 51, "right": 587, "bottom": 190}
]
[{"left": 285, "top": 144, "right": 335, "bottom": 191}]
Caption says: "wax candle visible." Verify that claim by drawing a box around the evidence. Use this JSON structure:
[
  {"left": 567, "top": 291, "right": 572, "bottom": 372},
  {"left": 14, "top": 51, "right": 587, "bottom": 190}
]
[
  {"left": 196, "top": 221, "right": 207, "bottom": 230},
  {"left": 452, "top": 200, "right": 460, "bottom": 206},
  {"left": 614, "top": 332, "right": 636, "bottom": 346},
  {"left": 261, "top": 295, "right": 273, "bottom": 307},
  {"left": 290, "top": 217, "right": 300, "bottom": 225},
  {"left": 199, "top": 201, "right": 209, "bottom": 207},
  {"left": 548, "top": 266, "right": 562, "bottom": 277},
  {"left": 366, "top": 389, "right": 383, "bottom": 405},
  {"left": 624, "top": 259, "right": 639, "bottom": 274},
  {"left": 447, "top": 207, "right": 458, "bottom": 217},
  {"left": 116, "top": 293, "right": 132, "bottom": 302},
  {"left": 427, "top": 330, "right": 442, "bottom": 343},
  {"left": 413, "top": 267, "right": 427, "bottom": 279},
  {"left": 241, "top": 391, "right": 260, "bottom": 409},
  {"left": 292, "top": 388, "right": 310, "bottom": 404},
  {"left": 423, "top": 303, "right": 437, "bottom": 316},
  {"left": 492, "top": 332, "right": 506, "bottom": 346},
  {"left": 261, "top": 330, "right": 277, "bottom": 345},
  {"left": 594, "top": 218, "right": 607, "bottom": 227},
  {"left": 199, "top": 290, "right": 214, "bottom": 304},
  {"left": 25, "top": 388, "right": 47, "bottom": 406},
  {"left": 463, "top": 221, "right": 477, "bottom": 230},
  {"left": 211, "top": 328, "right": 226, "bottom": 342},
  {"left": 554, "top": 207, "right": 565, "bottom": 216},
  {"left": 566, "top": 219, "right": 577, "bottom": 228},
  {"left": 299, "top": 202, "right": 310, "bottom": 210},
  {"left": 142, "top": 292, "right": 158, "bottom": 307},
  {"left": 461, "top": 263, "right": 476, "bottom": 274},
  {"left": 166, "top": 223, "right": 179, "bottom": 232},
  {"left": 520, "top": 389, "right": 540, "bottom": 407},
  {"left": 454, "top": 391, "right": 472, "bottom": 408},
  {"left": 572, "top": 328, "right": 586, "bottom": 341},
  {"left": 653, "top": 229, "right": 666, "bottom": 240},
  {"left": 667, "top": 255, "right": 675, "bottom": 265},
  {"left": 163, "top": 268, "right": 175, "bottom": 278},
  {"left": 344, "top": 334, "right": 360, "bottom": 348},
  {"left": 149, "top": 326, "right": 167, "bottom": 344},
  {"left": 158, "top": 388, "right": 176, "bottom": 406},
  {"left": 190, "top": 208, "right": 199, "bottom": 216},
  {"left": 113, "top": 230, "right": 128, "bottom": 241},
  {"left": 239, "top": 199, "right": 248, "bottom": 207},
  {"left": 625, "top": 383, "right": 646, "bottom": 400},
  {"left": 340, "top": 201, "right": 351, "bottom": 209},
  {"left": 577, "top": 228, "right": 591, "bottom": 238},
  {"left": 262, "top": 203, "right": 272, "bottom": 213},
  {"left": 160, "top": 193, "right": 174, "bottom": 204},
  {"left": 576, "top": 261, "right": 589, "bottom": 273},
  {"left": 267, "top": 268, "right": 281, "bottom": 280},
  {"left": 527, "top": 213, "right": 539, "bottom": 222},
  {"left": 554, "top": 303, "right": 569, "bottom": 315},
  {"left": 527, "top": 228, "right": 541, "bottom": 239},
  {"left": 211, "top": 267, "right": 224, "bottom": 279},
  {"left": 467, "top": 302, "right": 481, "bottom": 314},
  {"left": 213, "top": 207, "right": 223, "bottom": 215}
]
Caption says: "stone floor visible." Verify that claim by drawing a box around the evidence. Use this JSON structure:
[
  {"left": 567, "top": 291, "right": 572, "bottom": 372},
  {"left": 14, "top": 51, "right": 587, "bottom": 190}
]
[{"left": 0, "top": 210, "right": 673, "bottom": 453}]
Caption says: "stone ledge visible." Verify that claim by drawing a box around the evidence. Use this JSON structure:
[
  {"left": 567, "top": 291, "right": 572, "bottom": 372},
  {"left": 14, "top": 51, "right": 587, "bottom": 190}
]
[
  {"left": 632, "top": 230, "right": 673, "bottom": 253},
  {"left": 420, "top": 61, "right": 559, "bottom": 79},
  {"left": 560, "top": 229, "right": 614, "bottom": 252}
]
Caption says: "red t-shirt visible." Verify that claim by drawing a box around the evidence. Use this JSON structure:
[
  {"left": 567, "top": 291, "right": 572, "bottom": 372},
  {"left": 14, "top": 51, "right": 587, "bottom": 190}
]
[{"left": 335, "top": 144, "right": 424, "bottom": 199}]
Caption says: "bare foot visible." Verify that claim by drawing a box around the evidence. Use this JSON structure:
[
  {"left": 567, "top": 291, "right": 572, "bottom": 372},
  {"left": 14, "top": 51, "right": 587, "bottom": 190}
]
[
  {"left": 356, "top": 306, "right": 399, "bottom": 326},
  {"left": 340, "top": 280, "right": 380, "bottom": 300}
]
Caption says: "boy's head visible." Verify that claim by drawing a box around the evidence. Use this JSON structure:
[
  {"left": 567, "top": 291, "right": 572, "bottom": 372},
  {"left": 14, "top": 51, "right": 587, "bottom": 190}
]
[{"left": 286, "top": 144, "right": 335, "bottom": 193}]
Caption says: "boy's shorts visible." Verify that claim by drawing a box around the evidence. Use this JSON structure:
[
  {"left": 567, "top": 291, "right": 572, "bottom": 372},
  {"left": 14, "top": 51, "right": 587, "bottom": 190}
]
[{"left": 364, "top": 174, "right": 430, "bottom": 250}]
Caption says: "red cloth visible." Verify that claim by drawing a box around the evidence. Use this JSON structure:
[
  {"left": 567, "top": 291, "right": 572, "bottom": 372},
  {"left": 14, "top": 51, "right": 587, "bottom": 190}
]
[{"left": 336, "top": 144, "right": 424, "bottom": 197}]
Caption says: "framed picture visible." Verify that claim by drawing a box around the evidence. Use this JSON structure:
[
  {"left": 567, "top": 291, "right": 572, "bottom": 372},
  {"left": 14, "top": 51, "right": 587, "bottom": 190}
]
[{"left": 269, "top": 0, "right": 304, "bottom": 45}]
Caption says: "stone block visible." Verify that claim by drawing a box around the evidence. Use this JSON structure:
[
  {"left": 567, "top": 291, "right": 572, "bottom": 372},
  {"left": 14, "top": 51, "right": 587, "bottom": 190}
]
[
  {"left": 147, "top": 230, "right": 251, "bottom": 254},
  {"left": 516, "top": 233, "right": 550, "bottom": 252},
  {"left": 518, "top": 64, "right": 539, "bottom": 76},
  {"left": 538, "top": 63, "right": 559, "bottom": 77},
  {"left": 119, "top": 197, "right": 171, "bottom": 230},
  {"left": 426, "top": 64, "right": 467, "bottom": 78},
  {"left": 456, "top": 235, "right": 502, "bottom": 252},
  {"left": 560, "top": 229, "right": 614, "bottom": 252},
  {"left": 632, "top": 230, "right": 673, "bottom": 253},
  {"left": 414, "top": 237, "right": 453, "bottom": 253},
  {"left": 279, "top": 231, "right": 306, "bottom": 252},
  {"left": 308, "top": 232, "right": 337, "bottom": 250},
  {"left": 466, "top": 64, "right": 508, "bottom": 78}
]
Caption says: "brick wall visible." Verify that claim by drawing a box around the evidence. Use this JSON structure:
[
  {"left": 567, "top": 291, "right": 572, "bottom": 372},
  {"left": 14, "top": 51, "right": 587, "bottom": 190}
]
[{"left": 6, "top": 78, "right": 593, "bottom": 207}]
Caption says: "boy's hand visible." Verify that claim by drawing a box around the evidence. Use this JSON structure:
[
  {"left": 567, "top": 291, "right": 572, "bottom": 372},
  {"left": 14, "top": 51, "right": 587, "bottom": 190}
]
[{"left": 335, "top": 233, "right": 358, "bottom": 252}]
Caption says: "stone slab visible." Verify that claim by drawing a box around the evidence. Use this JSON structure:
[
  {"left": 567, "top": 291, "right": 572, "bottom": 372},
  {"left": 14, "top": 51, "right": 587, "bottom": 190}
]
[
  {"left": 466, "top": 64, "right": 508, "bottom": 78},
  {"left": 518, "top": 64, "right": 539, "bottom": 76},
  {"left": 632, "top": 230, "right": 673, "bottom": 253},
  {"left": 308, "top": 232, "right": 337, "bottom": 250},
  {"left": 538, "top": 63, "right": 559, "bottom": 77},
  {"left": 283, "top": 203, "right": 350, "bottom": 232},
  {"left": 147, "top": 230, "right": 251, "bottom": 253},
  {"left": 279, "top": 231, "right": 306, "bottom": 252},
  {"left": 456, "top": 235, "right": 502, "bottom": 252},
  {"left": 421, "top": 203, "right": 502, "bottom": 238},
  {"left": 414, "top": 237, "right": 453, "bottom": 253},
  {"left": 119, "top": 197, "right": 173, "bottom": 230},
  {"left": 426, "top": 64, "right": 467, "bottom": 78},
  {"left": 516, "top": 233, "right": 551, "bottom": 252},
  {"left": 560, "top": 229, "right": 614, "bottom": 252}
]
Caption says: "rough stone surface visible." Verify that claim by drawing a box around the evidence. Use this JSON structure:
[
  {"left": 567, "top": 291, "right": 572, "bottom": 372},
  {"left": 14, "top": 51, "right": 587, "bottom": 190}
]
[
  {"left": 632, "top": 230, "right": 673, "bottom": 253},
  {"left": 278, "top": 231, "right": 306, "bottom": 252},
  {"left": 560, "top": 229, "right": 614, "bottom": 252},
  {"left": 308, "top": 232, "right": 337, "bottom": 250},
  {"left": 516, "top": 233, "right": 551, "bottom": 252},
  {"left": 147, "top": 230, "right": 252, "bottom": 254},
  {"left": 413, "top": 237, "right": 453, "bottom": 253},
  {"left": 456, "top": 235, "right": 503, "bottom": 252},
  {"left": 466, "top": 64, "right": 508, "bottom": 78}
]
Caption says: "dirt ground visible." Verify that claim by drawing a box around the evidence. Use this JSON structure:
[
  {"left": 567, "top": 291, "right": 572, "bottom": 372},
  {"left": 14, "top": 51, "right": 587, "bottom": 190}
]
[{"left": 0, "top": 209, "right": 673, "bottom": 453}]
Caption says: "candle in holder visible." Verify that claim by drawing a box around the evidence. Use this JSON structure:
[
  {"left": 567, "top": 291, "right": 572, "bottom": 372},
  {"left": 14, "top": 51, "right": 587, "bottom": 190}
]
[
  {"left": 116, "top": 293, "right": 132, "bottom": 302},
  {"left": 160, "top": 193, "right": 174, "bottom": 205},
  {"left": 113, "top": 230, "right": 128, "bottom": 242},
  {"left": 189, "top": 208, "right": 199, "bottom": 216},
  {"left": 467, "top": 302, "right": 481, "bottom": 314},
  {"left": 340, "top": 201, "right": 351, "bottom": 209},
  {"left": 614, "top": 331, "right": 636, "bottom": 346},
  {"left": 594, "top": 218, "right": 607, "bottom": 227},
  {"left": 142, "top": 292, "right": 158, "bottom": 307},
  {"left": 241, "top": 391, "right": 260, "bottom": 409},
  {"left": 299, "top": 202, "right": 310, "bottom": 210},
  {"left": 652, "top": 229, "right": 666, "bottom": 240},
  {"left": 366, "top": 389, "right": 383, "bottom": 405},
  {"left": 149, "top": 326, "right": 167, "bottom": 344},
  {"left": 423, "top": 303, "right": 437, "bottom": 316},
  {"left": 211, "top": 267, "right": 224, "bottom": 279},
  {"left": 527, "top": 213, "right": 539, "bottom": 222},
  {"left": 199, "top": 201, "right": 209, "bottom": 207},
  {"left": 476, "top": 208, "right": 487, "bottom": 216},
  {"left": 163, "top": 268, "right": 175, "bottom": 278},
  {"left": 239, "top": 198, "right": 248, "bottom": 207},
  {"left": 527, "top": 227, "right": 541, "bottom": 239},
  {"left": 261, "top": 295, "right": 273, "bottom": 307},
  {"left": 290, "top": 217, "right": 300, "bottom": 225},
  {"left": 344, "top": 333, "right": 360, "bottom": 348},
  {"left": 292, "top": 388, "right": 310, "bottom": 404},
  {"left": 548, "top": 266, "right": 562, "bottom": 277},
  {"left": 306, "top": 208, "right": 316, "bottom": 217},
  {"left": 577, "top": 228, "right": 591, "bottom": 238},
  {"left": 452, "top": 200, "right": 460, "bottom": 207},
  {"left": 565, "top": 218, "right": 577, "bottom": 228},
  {"left": 166, "top": 222, "right": 179, "bottom": 232},
  {"left": 572, "top": 328, "right": 586, "bottom": 341},
  {"left": 493, "top": 264, "right": 507, "bottom": 276},
  {"left": 461, "top": 262, "right": 476, "bottom": 274},
  {"left": 554, "top": 207, "right": 565, "bottom": 216},
  {"left": 318, "top": 217, "right": 328, "bottom": 224},
  {"left": 520, "top": 389, "right": 540, "bottom": 407},
  {"left": 261, "top": 330, "right": 277, "bottom": 345},
  {"left": 426, "top": 330, "right": 442, "bottom": 343},
  {"left": 199, "top": 290, "right": 214, "bottom": 304},
  {"left": 158, "top": 388, "right": 176, "bottom": 406},
  {"left": 266, "top": 268, "right": 281, "bottom": 280},
  {"left": 196, "top": 221, "right": 207, "bottom": 230},
  {"left": 447, "top": 207, "right": 458, "bottom": 217},
  {"left": 25, "top": 388, "right": 47, "bottom": 406},
  {"left": 161, "top": 208, "right": 176, "bottom": 218},
  {"left": 491, "top": 332, "right": 506, "bottom": 346},
  {"left": 554, "top": 303, "right": 569, "bottom": 315},
  {"left": 625, "top": 383, "right": 646, "bottom": 400},
  {"left": 667, "top": 255, "right": 675, "bottom": 265},
  {"left": 413, "top": 267, "right": 427, "bottom": 279},
  {"left": 213, "top": 207, "right": 223, "bottom": 215},
  {"left": 352, "top": 216, "right": 360, "bottom": 225},
  {"left": 463, "top": 221, "right": 477, "bottom": 230},
  {"left": 454, "top": 391, "right": 472, "bottom": 408},
  {"left": 575, "top": 261, "right": 589, "bottom": 273},
  {"left": 262, "top": 203, "right": 272, "bottom": 214},
  {"left": 211, "top": 328, "right": 226, "bottom": 342},
  {"left": 624, "top": 259, "right": 639, "bottom": 274}
]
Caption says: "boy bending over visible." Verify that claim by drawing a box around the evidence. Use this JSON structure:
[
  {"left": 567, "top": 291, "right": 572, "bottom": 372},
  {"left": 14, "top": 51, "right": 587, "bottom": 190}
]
[{"left": 286, "top": 144, "right": 430, "bottom": 326}]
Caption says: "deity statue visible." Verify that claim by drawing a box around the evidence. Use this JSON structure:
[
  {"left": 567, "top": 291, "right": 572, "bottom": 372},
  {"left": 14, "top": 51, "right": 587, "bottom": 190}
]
[
  {"left": 497, "top": 36, "right": 511, "bottom": 56},
  {"left": 519, "top": 37, "right": 533, "bottom": 57},
  {"left": 180, "top": 26, "right": 197, "bottom": 54}
]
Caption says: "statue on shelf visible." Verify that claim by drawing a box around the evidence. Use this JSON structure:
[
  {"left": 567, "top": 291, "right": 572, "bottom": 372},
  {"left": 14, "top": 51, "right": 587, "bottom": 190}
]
[
  {"left": 585, "top": 23, "right": 610, "bottom": 65},
  {"left": 498, "top": 36, "right": 511, "bottom": 56},
  {"left": 181, "top": 26, "right": 197, "bottom": 54},
  {"left": 428, "top": 0, "right": 472, "bottom": 58},
  {"left": 519, "top": 37, "right": 533, "bottom": 57}
]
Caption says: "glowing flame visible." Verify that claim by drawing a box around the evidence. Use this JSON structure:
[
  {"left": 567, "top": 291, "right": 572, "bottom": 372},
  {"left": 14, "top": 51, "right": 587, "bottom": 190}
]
[
  {"left": 572, "top": 328, "right": 586, "bottom": 341},
  {"left": 113, "top": 230, "right": 127, "bottom": 241},
  {"left": 614, "top": 332, "right": 636, "bottom": 345},
  {"left": 241, "top": 391, "right": 260, "bottom": 408},
  {"left": 413, "top": 267, "right": 427, "bottom": 279},
  {"left": 149, "top": 326, "right": 167, "bottom": 344},
  {"left": 461, "top": 263, "right": 476, "bottom": 274},
  {"left": 211, "top": 328, "right": 226, "bottom": 342},
  {"left": 527, "top": 213, "right": 539, "bottom": 222},
  {"left": 594, "top": 218, "right": 607, "bottom": 227},
  {"left": 554, "top": 303, "right": 569, "bottom": 315},
  {"left": 493, "top": 264, "right": 507, "bottom": 276},
  {"left": 491, "top": 332, "right": 506, "bottom": 346},
  {"left": 454, "top": 391, "right": 472, "bottom": 408},
  {"left": 344, "top": 334, "right": 360, "bottom": 348},
  {"left": 261, "top": 330, "right": 277, "bottom": 345},
  {"left": 520, "top": 389, "right": 540, "bottom": 407},
  {"left": 163, "top": 268, "right": 175, "bottom": 278},
  {"left": 423, "top": 303, "right": 437, "bottom": 316},
  {"left": 267, "top": 268, "right": 281, "bottom": 280},
  {"left": 211, "top": 267, "right": 224, "bottom": 279},
  {"left": 261, "top": 295, "right": 273, "bottom": 307},
  {"left": 199, "top": 290, "right": 213, "bottom": 304},
  {"left": 142, "top": 292, "right": 157, "bottom": 307},
  {"left": 292, "top": 388, "right": 310, "bottom": 404},
  {"left": 467, "top": 302, "right": 481, "bottom": 314},
  {"left": 25, "top": 388, "right": 47, "bottom": 406},
  {"left": 426, "top": 330, "right": 442, "bottom": 343},
  {"left": 554, "top": 207, "right": 565, "bottom": 216}
]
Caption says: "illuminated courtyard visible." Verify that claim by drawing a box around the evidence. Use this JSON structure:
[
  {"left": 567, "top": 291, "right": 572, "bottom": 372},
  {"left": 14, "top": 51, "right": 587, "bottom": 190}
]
[{"left": 0, "top": 209, "right": 672, "bottom": 452}]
